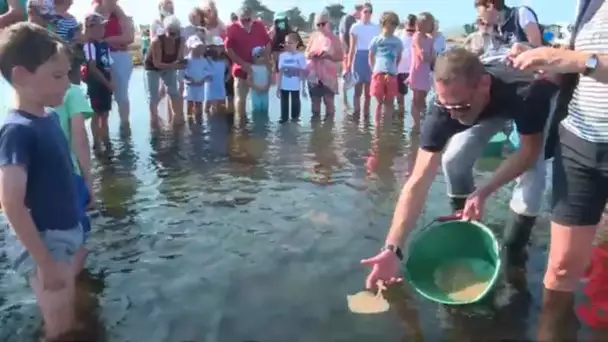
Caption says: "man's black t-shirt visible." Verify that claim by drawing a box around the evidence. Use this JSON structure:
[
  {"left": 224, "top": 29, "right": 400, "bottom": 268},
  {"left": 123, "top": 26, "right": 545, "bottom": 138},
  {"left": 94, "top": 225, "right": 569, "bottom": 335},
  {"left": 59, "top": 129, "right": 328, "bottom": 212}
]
[{"left": 420, "top": 76, "right": 559, "bottom": 152}]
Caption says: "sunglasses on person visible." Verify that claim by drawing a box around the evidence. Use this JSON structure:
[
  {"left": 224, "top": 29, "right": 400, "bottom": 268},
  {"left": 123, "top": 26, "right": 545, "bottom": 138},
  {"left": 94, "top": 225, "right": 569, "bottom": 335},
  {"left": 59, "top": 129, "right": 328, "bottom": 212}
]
[
  {"left": 362, "top": 9, "right": 372, "bottom": 14},
  {"left": 240, "top": 17, "right": 251, "bottom": 23},
  {"left": 316, "top": 22, "right": 327, "bottom": 28},
  {"left": 434, "top": 99, "right": 472, "bottom": 112}
]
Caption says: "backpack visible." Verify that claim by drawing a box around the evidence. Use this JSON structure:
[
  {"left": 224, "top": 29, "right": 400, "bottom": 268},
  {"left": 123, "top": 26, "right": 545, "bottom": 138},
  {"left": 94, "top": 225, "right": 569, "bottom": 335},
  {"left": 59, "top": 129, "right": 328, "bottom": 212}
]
[{"left": 505, "top": 6, "right": 550, "bottom": 46}]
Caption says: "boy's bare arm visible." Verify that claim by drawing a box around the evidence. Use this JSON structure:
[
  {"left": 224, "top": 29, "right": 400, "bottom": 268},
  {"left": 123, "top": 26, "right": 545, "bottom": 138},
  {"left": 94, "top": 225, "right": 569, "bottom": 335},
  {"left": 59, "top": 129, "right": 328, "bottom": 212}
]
[
  {"left": 70, "top": 114, "right": 92, "bottom": 185},
  {"left": 0, "top": 165, "right": 53, "bottom": 267}
]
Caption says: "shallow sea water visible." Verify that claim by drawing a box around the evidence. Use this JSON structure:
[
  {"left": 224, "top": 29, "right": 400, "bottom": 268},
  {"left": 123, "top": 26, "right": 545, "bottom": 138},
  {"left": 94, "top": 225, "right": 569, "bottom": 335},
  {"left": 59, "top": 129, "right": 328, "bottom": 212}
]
[{"left": 0, "top": 69, "right": 582, "bottom": 341}]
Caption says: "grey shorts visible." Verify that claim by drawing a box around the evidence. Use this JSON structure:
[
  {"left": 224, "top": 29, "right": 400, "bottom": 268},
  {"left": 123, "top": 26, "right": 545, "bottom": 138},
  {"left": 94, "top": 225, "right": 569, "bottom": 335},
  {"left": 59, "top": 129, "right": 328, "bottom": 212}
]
[
  {"left": 4, "top": 225, "right": 84, "bottom": 277},
  {"left": 145, "top": 69, "right": 180, "bottom": 104},
  {"left": 308, "top": 81, "right": 335, "bottom": 98}
]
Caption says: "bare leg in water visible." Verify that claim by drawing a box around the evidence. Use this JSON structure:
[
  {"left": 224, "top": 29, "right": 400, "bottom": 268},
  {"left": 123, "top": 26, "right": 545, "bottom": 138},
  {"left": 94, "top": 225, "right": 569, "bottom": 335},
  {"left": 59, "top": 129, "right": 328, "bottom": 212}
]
[
  {"left": 538, "top": 222, "right": 596, "bottom": 341},
  {"left": 410, "top": 89, "right": 427, "bottom": 133},
  {"left": 322, "top": 93, "right": 335, "bottom": 119},
  {"left": 362, "top": 82, "right": 371, "bottom": 117}
]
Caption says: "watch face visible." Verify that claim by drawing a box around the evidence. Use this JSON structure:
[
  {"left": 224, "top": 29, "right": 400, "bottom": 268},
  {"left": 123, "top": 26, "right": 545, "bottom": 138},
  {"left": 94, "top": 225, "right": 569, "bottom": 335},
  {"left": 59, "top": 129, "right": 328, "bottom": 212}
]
[{"left": 587, "top": 55, "right": 599, "bottom": 70}]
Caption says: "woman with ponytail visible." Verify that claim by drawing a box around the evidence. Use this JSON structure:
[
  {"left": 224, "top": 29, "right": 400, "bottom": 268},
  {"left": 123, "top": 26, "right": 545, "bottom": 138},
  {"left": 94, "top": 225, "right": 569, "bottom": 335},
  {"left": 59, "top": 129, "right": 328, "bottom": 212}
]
[{"left": 90, "top": 0, "right": 134, "bottom": 131}]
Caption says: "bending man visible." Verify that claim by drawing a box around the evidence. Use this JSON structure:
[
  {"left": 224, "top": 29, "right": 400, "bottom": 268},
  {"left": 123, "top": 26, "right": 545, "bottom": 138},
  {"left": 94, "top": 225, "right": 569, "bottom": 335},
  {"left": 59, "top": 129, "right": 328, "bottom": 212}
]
[{"left": 361, "top": 48, "right": 558, "bottom": 289}]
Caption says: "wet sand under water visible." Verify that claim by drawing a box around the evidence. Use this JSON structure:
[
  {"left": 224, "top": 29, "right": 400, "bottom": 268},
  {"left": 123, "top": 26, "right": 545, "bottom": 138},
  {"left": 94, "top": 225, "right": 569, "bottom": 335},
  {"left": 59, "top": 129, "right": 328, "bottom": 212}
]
[{"left": 0, "top": 70, "right": 594, "bottom": 341}]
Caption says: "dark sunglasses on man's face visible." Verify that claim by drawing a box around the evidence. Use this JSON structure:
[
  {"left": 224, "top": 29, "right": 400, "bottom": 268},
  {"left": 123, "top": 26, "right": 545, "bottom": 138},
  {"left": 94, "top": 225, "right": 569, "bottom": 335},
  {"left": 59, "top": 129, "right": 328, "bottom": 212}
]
[
  {"left": 240, "top": 17, "right": 251, "bottom": 23},
  {"left": 362, "top": 9, "right": 372, "bottom": 14},
  {"left": 434, "top": 99, "right": 472, "bottom": 112},
  {"left": 316, "top": 22, "right": 327, "bottom": 28}
]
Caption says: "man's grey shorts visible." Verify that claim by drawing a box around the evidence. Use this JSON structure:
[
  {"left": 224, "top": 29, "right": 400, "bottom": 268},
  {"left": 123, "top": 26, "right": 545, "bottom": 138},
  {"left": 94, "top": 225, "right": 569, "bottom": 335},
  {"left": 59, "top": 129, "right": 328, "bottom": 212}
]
[{"left": 4, "top": 225, "right": 84, "bottom": 277}]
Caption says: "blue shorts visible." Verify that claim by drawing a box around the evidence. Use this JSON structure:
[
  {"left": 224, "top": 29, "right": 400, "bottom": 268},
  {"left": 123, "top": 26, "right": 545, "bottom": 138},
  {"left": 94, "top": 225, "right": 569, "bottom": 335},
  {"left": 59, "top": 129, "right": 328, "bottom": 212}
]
[
  {"left": 5, "top": 225, "right": 84, "bottom": 277},
  {"left": 251, "top": 91, "right": 269, "bottom": 112},
  {"left": 73, "top": 174, "right": 91, "bottom": 242},
  {"left": 353, "top": 50, "right": 372, "bottom": 83}
]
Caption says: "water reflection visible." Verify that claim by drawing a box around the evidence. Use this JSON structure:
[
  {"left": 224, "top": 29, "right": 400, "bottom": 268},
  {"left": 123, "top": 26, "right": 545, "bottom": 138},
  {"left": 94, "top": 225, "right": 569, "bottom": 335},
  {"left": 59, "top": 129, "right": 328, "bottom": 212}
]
[
  {"left": 95, "top": 136, "right": 138, "bottom": 222},
  {"left": 366, "top": 116, "right": 406, "bottom": 185},
  {"left": 308, "top": 118, "right": 340, "bottom": 185}
]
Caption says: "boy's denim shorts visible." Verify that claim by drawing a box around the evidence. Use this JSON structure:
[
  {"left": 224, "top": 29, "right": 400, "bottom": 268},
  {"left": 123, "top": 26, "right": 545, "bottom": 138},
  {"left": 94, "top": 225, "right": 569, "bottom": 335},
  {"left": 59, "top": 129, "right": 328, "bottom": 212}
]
[{"left": 4, "top": 225, "right": 84, "bottom": 278}]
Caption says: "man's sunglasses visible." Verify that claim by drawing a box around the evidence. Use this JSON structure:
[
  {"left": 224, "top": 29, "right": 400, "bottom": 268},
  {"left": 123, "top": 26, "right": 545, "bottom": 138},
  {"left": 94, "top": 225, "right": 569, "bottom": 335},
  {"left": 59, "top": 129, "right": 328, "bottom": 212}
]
[
  {"left": 316, "top": 22, "right": 327, "bottom": 28},
  {"left": 240, "top": 17, "right": 251, "bottom": 22},
  {"left": 434, "top": 99, "right": 472, "bottom": 111}
]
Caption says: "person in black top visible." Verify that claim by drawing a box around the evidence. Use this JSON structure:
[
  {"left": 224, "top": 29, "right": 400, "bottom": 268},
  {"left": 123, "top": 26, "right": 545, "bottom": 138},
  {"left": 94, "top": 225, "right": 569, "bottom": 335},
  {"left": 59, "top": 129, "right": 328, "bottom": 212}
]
[
  {"left": 474, "top": 0, "right": 543, "bottom": 46},
  {"left": 144, "top": 15, "right": 185, "bottom": 125},
  {"left": 360, "top": 48, "right": 559, "bottom": 291}
]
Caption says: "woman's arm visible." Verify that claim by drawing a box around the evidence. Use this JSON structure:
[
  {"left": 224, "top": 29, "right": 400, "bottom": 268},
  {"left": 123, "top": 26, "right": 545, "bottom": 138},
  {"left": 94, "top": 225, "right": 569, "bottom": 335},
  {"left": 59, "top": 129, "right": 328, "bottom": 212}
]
[
  {"left": 348, "top": 32, "right": 357, "bottom": 68},
  {"left": 304, "top": 33, "right": 315, "bottom": 59},
  {"left": 413, "top": 33, "right": 432, "bottom": 63},
  {"left": 176, "top": 39, "right": 186, "bottom": 60},
  {"left": 330, "top": 35, "right": 343, "bottom": 62}
]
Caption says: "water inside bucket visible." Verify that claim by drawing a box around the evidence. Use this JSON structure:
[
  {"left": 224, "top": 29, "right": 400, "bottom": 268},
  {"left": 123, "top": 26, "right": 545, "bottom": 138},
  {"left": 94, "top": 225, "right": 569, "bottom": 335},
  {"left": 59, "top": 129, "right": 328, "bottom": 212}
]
[{"left": 433, "top": 258, "right": 494, "bottom": 302}]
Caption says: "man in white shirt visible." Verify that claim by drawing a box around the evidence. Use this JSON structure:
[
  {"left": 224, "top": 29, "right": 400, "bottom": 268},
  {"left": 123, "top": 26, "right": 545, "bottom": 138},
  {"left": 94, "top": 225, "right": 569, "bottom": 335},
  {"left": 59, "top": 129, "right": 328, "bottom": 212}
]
[
  {"left": 432, "top": 20, "right": 446, "bottom": 56},
  {"left": 396, "top": 14, "right": 416, "bottom": 114}
]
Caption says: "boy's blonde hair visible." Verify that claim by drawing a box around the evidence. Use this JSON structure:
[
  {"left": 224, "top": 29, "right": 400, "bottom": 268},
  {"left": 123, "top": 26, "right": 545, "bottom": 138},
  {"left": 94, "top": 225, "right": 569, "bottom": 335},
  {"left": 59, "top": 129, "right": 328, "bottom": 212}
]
[{"left": 379, "top": 11, "right": 399, "bottom": 28}]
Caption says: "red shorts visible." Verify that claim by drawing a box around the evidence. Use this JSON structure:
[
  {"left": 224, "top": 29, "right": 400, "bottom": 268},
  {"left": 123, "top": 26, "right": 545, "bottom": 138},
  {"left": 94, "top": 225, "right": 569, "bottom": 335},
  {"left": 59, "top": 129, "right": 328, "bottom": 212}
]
[
  {"left": 576, "top": 243, "right": 608, "bottom": 329},
  {"left": 370, "top": 73, "right": 398, "bottom": 99}
]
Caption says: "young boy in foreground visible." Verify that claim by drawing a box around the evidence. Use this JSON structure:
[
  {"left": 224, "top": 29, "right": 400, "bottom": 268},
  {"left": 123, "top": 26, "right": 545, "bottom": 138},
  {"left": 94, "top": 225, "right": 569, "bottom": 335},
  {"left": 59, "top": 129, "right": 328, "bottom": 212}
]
[{"left": 0, "top": 22, "right": 83, "bottom": 340}]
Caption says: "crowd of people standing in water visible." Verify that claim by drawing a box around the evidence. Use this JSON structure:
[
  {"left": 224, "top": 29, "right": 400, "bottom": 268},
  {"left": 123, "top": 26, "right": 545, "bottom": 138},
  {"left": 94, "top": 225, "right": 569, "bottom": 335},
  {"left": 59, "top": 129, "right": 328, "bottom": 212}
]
[{"left": 1, "top": 0, "right": 608, "bottom": 340}]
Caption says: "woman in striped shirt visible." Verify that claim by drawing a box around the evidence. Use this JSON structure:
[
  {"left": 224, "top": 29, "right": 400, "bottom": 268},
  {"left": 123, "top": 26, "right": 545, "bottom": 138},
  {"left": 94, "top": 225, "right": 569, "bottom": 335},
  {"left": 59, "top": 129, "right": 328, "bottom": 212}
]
[{"left": 511, "top": 0, "right": 608, "bottom": 338}]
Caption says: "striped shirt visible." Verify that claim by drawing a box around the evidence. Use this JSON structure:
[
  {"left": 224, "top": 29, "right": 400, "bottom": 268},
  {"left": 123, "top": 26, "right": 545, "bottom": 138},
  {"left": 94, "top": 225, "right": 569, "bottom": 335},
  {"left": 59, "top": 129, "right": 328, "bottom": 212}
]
[
  {"left": 563, "top": 1, "right": 608, "bottom": 142},
  {"left": 53, "top": 14, "right": 79, "bottom": 43}
]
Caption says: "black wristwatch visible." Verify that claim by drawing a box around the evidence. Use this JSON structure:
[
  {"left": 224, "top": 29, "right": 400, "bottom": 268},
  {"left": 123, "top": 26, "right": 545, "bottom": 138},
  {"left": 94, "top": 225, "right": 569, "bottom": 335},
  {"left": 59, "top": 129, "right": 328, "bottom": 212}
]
[
  {"left": 382, "top": 244, "right": 404, "bottom": 260},
  {"left": 583, "top": 54, "right": 599, "bottom": 76}
]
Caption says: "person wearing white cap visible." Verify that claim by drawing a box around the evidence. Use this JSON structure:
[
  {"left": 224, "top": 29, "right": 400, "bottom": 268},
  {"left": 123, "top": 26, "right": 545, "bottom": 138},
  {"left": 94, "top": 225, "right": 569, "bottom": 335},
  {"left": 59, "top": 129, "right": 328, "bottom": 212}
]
[
  {"left": 204, "top": 36, "right": 228, "bottom": 114},
  {"left": 183, "top": 35, "right": 211, "bottom": 116}
]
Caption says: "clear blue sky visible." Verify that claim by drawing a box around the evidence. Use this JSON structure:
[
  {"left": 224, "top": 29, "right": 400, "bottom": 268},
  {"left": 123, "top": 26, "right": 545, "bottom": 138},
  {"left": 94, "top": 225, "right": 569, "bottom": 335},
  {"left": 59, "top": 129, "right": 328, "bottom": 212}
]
[{"left": 70, "top": 0, "right": 576, "bottom": 30}]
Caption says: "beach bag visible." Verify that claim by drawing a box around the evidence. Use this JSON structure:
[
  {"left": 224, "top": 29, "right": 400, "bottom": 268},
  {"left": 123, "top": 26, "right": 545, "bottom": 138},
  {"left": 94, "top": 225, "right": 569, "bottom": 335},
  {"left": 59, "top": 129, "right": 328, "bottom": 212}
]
[{"left": 480, "top": 46, "right": 537, "bottom": 84}]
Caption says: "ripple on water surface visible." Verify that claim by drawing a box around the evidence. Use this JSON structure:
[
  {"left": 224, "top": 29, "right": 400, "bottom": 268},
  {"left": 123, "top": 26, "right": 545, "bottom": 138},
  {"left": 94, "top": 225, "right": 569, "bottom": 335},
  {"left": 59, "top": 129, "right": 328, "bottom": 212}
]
[{"left": 0, "top": 71, "right": 557, "bottom": 341}]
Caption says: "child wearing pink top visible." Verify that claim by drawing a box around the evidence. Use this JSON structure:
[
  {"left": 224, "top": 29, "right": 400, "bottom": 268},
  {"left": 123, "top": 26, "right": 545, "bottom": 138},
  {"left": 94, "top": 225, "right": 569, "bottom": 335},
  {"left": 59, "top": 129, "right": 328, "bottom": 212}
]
[{"left": 408, "top": 12, "right": 435, "bottom": 132}]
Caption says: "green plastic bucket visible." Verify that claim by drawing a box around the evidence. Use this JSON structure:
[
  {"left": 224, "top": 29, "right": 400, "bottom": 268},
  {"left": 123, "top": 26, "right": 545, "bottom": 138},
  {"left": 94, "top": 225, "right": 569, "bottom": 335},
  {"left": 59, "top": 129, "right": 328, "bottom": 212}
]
[
  {"left": 404, "top": 220, "right": 501, "bottom": 305},
  {"left": 483, "top": 132, "right": 510, "bottom": 158}
]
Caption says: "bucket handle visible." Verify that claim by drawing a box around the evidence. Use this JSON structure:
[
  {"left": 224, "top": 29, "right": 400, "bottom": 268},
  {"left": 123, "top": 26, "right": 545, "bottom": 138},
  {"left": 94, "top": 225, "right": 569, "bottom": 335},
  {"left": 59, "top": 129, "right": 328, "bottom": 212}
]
[
  {"left": 435, "top": 210, "right": 463, "bottom": 223},
  {"left": 416, "top": 210, "right": 463, "bottom": 234}
]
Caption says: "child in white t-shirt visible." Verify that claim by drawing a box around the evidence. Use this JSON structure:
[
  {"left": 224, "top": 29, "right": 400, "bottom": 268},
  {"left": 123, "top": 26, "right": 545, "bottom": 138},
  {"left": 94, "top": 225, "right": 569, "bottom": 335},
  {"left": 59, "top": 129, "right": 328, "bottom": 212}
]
[
  {"left": 277, "top": 33, "right": 307, "bottom": 123},
  {"left": 183, "top": 36, "right": 211, "bottom": 117}
]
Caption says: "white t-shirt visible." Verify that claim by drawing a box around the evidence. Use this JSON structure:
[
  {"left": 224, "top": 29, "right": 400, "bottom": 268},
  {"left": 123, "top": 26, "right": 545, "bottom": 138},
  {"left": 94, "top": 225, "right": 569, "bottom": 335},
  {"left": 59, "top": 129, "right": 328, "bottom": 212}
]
[
  {"left": 516, "top": 7, "right": 538, "bottom": 28},
  {"left": 433, "top": 32, "right": 446, "bottom": 55},
  {"left": 397, "top": 31, "right": 413, "bottom": 73},
  {"left": 349, "top": 22, "right": 380, "bottom": 51},
  {"left": 278, "top": 51, "right": 306, "bottom": 91}
]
